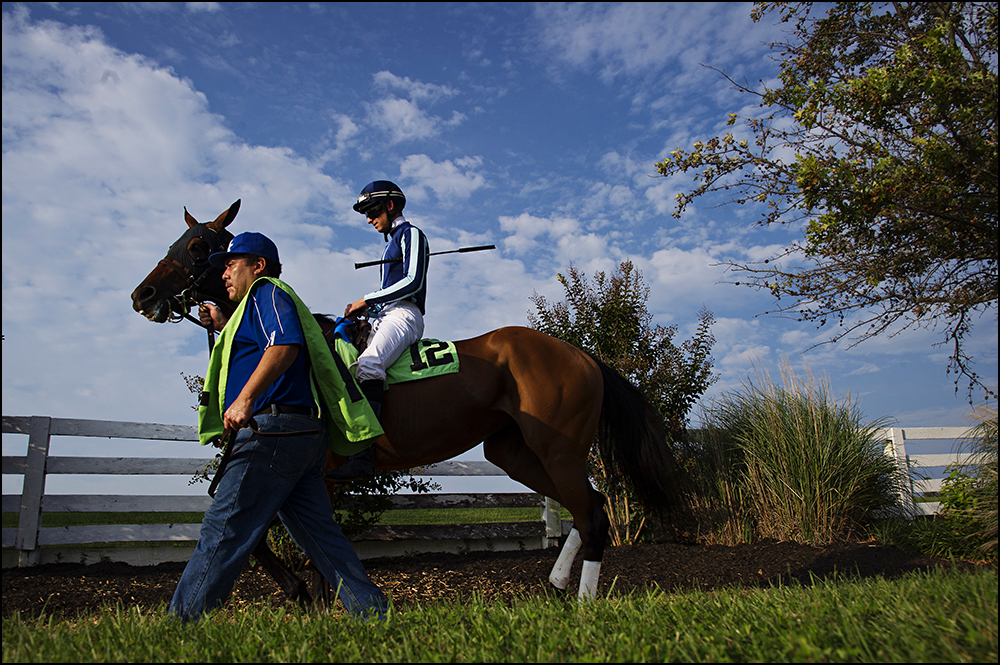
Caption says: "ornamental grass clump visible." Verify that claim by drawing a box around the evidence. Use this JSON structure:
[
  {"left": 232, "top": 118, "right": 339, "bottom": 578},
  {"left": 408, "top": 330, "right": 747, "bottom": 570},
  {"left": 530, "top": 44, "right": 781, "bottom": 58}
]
[{"left": 693, "top": 362, "right": 903, "bottom": 545}]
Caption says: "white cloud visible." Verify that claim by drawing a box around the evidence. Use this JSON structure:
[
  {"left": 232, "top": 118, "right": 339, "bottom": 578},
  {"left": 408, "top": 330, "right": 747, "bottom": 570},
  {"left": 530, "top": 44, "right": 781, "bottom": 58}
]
[
  {"left": 365, "top": 71, "right": 466, "bottom": 143},
  {"left": 847, "top": 363, "right": 882, "bottom": 376},
  {"left": 372, "top": 71, "right": 459, "bottom": 103},
  {"left": 533, "top": 3, "right": 777, "bottom": 84},
  {"left": 185, "top": 3, "right": 223, "bottom": 13},
  {"left": 499, "top": 212, "right": 582, "bottom": 256},
  {"left": 443, "top": 110, "right": 467, "bottom": 127},
  {"left": 498, "top": 212, "right": 548, "bottom": 253},
  {"left": 398, "top": 154, "right": 487, "bottom": 204},
  {"left": 317, "top": 113, "right": 361, "bottom": 164},
  {"left": 366, "top": 97, "right": 441, "bottom": 143},
  {"left": 0, "top": 12, "right": 356, "bottom": 423}
]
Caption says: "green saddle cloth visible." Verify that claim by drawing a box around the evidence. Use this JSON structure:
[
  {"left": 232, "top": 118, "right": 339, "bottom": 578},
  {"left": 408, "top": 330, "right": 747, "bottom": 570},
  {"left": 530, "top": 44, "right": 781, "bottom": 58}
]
[{"left": 335, "top": 338, "right": 459, "bottom": 385}]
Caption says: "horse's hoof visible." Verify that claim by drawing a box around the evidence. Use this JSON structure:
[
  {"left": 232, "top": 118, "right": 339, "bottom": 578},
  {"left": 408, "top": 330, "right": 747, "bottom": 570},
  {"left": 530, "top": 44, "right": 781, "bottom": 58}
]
[{"left": 289, "top": 582, "right": 313, "bottom": 607}]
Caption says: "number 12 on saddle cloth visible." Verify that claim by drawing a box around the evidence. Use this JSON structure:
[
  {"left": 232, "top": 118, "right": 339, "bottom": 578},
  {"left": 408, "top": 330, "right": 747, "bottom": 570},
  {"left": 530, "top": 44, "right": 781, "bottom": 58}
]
[{"left": 332, "top": 329, "right": 459, "bottom": 386}]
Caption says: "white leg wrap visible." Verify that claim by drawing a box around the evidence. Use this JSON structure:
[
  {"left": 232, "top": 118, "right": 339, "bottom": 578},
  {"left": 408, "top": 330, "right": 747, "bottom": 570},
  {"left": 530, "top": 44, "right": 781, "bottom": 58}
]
[
  {"left": 548, "top": 528, "right": 582, "bottom": 589},
  {"left": 578, "top": 560, "right": 601, "bottom": 599}
]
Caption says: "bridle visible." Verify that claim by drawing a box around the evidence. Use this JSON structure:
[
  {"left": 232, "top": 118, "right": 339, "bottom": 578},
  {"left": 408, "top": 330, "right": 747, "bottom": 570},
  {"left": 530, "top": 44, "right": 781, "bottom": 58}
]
[
  {"left": 157, "top": 225, "right": 234, "bottom": 349},
  {"left": 157, "top": 255, "right": 223, "bottom": 327}
]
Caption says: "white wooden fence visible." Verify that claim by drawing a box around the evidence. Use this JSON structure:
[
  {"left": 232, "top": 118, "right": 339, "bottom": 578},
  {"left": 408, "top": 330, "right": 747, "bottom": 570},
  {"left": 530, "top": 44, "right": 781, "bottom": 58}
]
[
  {"left": 2, "top": 415, "right": 567, "bottom": 568},
  {"left": 2, "top": 416, "right": 981, "bottom": 568},
  {"left": 878, "top": 426, "right": 978, "bottom": 516}
]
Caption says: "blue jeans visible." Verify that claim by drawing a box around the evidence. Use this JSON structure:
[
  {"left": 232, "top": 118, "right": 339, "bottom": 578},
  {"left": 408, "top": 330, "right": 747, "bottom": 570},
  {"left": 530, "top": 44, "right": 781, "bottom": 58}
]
[{"left": 168, "top": 413, "right": 387, "bottom": 622}]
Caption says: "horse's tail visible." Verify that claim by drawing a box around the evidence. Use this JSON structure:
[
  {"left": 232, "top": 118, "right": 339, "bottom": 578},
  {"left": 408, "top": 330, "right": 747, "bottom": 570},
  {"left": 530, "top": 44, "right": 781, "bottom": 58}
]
[{"left": 590, "top": 354, "right": 686, "bottom": 514}]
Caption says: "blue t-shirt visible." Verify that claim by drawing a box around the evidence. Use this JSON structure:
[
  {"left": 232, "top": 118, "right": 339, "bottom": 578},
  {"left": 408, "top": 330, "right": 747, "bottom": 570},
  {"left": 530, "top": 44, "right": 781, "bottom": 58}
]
[{"left": 224, "top": 281, "right": 314, "bottom": 413}]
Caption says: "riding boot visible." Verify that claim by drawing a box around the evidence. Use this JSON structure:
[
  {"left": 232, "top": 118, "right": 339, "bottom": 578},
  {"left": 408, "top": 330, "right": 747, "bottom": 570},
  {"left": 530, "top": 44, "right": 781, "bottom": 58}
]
[{"left": 325, "top": 379, "right": 382, "bottom": 481}]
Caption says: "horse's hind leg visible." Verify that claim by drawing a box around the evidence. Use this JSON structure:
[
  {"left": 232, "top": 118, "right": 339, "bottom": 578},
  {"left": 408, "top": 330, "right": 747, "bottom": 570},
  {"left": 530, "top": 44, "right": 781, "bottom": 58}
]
[
  {"left": 251, "top": 539, "right": 312, "bottom": 606},
  {"left": 483, "top": 427, "right": 578, "bottom": 589},
  {"left": 484, "top": 425, "right": 609, "bottom": 598},
  {"left": 578, "top": 487, "right": 611, "bottom": 597}
]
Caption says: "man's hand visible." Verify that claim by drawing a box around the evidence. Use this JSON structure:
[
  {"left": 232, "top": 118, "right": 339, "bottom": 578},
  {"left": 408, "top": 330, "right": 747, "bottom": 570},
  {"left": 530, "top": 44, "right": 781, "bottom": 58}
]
[
  {"left": 222, "top": 394, "right": 256, "bottom": 433},
  {"left": 222, "top": 344, "right": 300, "bottom": 431},
  {"left": 199, "top": 303, "right": 229, "bottom": 332}
]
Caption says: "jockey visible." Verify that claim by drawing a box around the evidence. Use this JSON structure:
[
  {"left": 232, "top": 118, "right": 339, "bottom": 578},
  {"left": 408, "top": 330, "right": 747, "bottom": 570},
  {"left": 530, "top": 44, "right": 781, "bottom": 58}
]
[{"left": 327, "top": 180, "right": 430, "bottom": 481}]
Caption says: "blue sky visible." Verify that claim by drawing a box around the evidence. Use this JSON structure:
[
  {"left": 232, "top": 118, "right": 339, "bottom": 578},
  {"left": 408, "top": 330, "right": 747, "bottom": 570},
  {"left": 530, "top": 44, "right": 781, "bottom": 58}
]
[{"left": 3, "top": 2, "right": 996, "bottom": 496}]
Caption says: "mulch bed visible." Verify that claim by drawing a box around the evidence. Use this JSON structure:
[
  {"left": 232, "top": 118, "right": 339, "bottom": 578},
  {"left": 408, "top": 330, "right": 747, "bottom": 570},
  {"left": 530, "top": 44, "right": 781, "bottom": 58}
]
[{"left": 3, "top": 539, "right": 991, "bottom": 619}]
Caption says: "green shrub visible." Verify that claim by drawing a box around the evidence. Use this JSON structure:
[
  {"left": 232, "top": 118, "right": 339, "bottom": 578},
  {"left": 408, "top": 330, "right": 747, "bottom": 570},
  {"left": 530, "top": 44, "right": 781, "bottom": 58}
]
[{"left": 528, "top": 261, "right": 717, "bottom": 545}]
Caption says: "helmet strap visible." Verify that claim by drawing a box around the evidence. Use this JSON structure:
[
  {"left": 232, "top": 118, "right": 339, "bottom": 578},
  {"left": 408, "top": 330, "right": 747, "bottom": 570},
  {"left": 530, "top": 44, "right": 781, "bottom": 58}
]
[{"left": 383, "top": 200, "right": 394, "bottom": 241}]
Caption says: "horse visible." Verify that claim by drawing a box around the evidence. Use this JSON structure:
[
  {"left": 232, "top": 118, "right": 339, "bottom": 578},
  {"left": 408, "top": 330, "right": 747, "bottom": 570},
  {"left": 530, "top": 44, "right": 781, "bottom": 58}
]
[{"left": 131, "top": 199, "right": 686, "bottom": 601}]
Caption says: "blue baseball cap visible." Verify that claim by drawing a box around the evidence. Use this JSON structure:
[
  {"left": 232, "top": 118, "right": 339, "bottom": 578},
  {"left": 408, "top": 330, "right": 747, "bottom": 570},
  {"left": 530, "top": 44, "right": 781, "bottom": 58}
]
[{"left": 208, "top": 232, "right": 280, "bottom": 267}]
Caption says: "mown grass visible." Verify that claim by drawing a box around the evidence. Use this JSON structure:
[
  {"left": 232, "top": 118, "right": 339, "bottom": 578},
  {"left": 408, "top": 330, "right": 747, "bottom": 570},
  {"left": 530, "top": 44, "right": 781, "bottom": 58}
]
[{"left": 4, "top": 566, "right": 995, "bottom": 663}]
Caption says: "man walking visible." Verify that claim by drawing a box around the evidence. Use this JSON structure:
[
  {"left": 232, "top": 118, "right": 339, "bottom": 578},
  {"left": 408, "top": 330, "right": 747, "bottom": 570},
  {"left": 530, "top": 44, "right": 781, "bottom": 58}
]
[{"left": 169, "top": 231, "right": 386, "bottom": 622}]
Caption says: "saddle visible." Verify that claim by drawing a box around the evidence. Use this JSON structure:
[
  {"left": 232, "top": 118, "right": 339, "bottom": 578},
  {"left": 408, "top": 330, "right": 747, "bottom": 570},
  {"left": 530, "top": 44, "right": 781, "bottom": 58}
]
[
  {"left": 323, "top": 315, "right": 459, "bottom": 385},
  {"left": 331, "top": 316, "right": 372, "bottom": 354}
]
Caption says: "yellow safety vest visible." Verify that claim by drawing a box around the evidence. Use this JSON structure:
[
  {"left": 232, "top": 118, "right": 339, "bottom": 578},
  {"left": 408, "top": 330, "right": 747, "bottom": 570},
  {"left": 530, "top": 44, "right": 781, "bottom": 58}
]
[{"left": 198, "top": 277, "right": 383, "bottom": 455}]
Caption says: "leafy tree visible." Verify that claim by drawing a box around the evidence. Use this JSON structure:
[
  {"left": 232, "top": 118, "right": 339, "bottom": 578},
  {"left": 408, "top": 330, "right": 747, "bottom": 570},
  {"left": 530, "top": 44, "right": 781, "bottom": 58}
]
[
  {"left": 655, "top": 1, "right": 997, "bottom": 400},
  {"left": 529, "top": 261, "right": 716, "bottom": 543}
]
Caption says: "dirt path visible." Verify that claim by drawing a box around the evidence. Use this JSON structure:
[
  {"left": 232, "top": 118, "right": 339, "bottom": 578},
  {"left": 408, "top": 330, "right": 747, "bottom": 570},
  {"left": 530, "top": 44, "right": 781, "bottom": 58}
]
[{"left": 3, "top": 539, "right": 989, "bottom": 619}]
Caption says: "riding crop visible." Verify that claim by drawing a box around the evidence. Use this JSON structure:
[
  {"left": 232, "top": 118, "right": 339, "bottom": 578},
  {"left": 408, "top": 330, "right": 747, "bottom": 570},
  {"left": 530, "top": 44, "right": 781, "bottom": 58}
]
[{"left": 354, "top": 244, "right": 495, "bottom": 269}]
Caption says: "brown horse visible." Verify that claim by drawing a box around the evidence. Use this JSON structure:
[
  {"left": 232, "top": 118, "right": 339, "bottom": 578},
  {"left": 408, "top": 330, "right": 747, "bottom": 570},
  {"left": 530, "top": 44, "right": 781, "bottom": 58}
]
[{"left": 131, "top": 200, "right": 685, "bottom": 600}]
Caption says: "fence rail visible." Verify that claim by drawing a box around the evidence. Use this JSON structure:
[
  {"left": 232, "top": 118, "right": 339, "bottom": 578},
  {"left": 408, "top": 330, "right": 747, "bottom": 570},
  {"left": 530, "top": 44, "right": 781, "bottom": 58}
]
[
  {"left": 2, "top": 415, "right": 566, "bottom": 568},
  {"left": 878, "top": 426, "right": 977, "bottom": 516},
  {"left": 3, "top": 416, "right": 981, "bottom": 568}
]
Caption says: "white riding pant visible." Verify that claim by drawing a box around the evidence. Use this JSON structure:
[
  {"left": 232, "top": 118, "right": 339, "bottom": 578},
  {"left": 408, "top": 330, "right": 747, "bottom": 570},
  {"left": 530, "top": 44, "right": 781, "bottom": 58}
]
[{"left": 356, "top": 300, "right": 424, "bottom": 383}]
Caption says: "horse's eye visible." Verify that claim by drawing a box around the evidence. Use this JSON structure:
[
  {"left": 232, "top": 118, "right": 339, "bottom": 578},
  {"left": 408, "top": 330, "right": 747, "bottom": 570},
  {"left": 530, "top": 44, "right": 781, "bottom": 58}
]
[{"left": 188, "top": 238, "right": 211, "bottom": 262}]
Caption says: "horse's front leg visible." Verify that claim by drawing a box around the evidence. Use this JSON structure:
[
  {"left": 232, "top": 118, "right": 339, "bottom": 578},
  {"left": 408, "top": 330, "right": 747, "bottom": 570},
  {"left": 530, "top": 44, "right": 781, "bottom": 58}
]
[
  {"left": 547, "top": 497, "right": 610, "bottom": 598},
  {"left": 575, "top": 489, "right": 610, "bottom": 599},
  {"left": 548, "top": 527, "right": 582, "bottom": 589},
  {"left": 251, "top": 539, "right": 312, "bottom": 607}
]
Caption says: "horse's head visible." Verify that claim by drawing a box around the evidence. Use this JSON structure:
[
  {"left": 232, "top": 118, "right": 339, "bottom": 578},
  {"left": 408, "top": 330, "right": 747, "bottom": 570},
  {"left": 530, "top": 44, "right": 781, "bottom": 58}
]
[{"left": 131, "top": 200, "right": 240, "bottom": 323}]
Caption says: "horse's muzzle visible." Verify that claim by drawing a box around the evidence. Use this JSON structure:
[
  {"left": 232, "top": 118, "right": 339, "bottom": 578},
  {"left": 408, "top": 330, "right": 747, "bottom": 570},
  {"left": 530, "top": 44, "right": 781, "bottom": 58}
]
[
  {"left": 131, "top": 282, "right": 174, "bottom": 323},
  {"left": 146, "top": 300, "right": 172, "bottom": 323},
  {"left": 132, "top": 297, "right": 171, "bottom": 323}
]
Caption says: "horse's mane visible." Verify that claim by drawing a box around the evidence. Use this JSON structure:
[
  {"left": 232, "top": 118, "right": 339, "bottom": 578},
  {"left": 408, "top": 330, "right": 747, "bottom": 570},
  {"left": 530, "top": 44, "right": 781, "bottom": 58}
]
[
  {"left": 313, "top": 312, "right": 336, "bottom": 327},
  {"left": 312, "top": 312, "right": 369, "bottom": 353}
]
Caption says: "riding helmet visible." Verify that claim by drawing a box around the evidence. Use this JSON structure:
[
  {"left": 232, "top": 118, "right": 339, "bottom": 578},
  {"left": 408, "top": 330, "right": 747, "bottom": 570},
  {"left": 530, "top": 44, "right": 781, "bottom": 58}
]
[{"left": 353, "top": 180, "right": 406, "bottom": 215}]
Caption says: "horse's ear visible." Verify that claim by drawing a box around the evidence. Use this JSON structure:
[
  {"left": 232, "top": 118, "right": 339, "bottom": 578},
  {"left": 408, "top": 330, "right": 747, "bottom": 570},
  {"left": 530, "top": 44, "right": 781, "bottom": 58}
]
[
  {"left": 208, "top": 199, "right": 241, "bottom": 232},
  {"left": 184, "top": 206, "right": 198, "bottom": 228}
]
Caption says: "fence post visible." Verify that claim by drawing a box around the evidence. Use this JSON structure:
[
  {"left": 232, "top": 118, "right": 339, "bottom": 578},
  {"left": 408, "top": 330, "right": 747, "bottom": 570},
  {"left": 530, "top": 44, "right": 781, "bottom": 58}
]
[
  {"left": 885, "top": 427, "right": 916, "bottom": 513},
  {"left": 17, "top": 416, "right": 52, "bottom": 567},
  {"left": 543, "top": 496, "right": 561, "bottom": 547}
]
